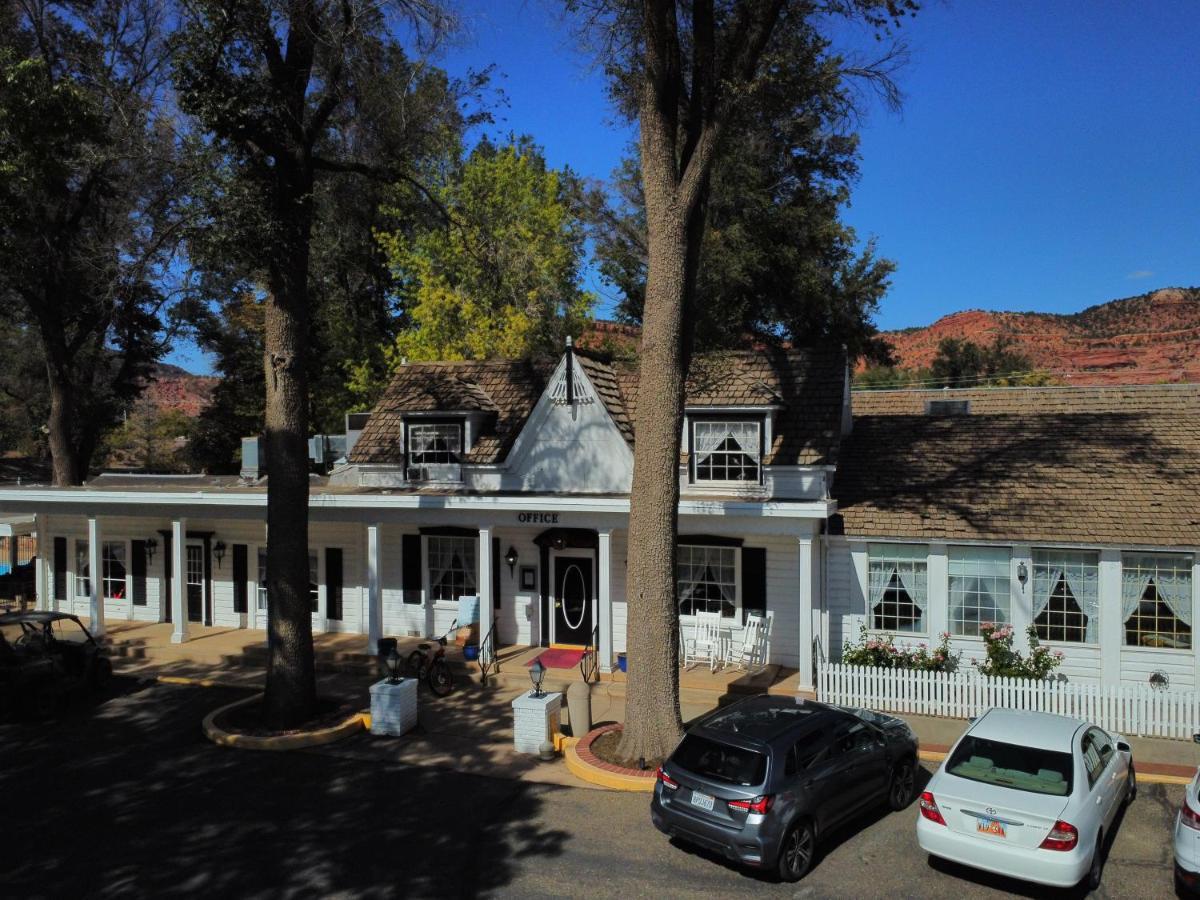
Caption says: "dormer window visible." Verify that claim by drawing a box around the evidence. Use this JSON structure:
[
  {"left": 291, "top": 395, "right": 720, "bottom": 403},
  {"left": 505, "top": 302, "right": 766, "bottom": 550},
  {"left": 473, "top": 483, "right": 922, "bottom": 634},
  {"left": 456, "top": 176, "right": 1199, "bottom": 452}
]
[
  {"left": 691, "top": 419, "right": 762, "bottom": 484},
  {"left": 405, "top": 420, "right": 463, "bottom": 482}
]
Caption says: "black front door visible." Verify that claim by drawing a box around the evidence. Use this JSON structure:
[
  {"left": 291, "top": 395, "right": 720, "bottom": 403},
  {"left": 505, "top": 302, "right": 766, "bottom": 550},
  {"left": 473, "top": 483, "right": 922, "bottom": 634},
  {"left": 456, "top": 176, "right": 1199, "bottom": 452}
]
[
  {"left": 553, "top": 556, "right": 593, "bottom": 646},
  {"left": 186, "top": 544, "right": 204, "bottom": 622}
]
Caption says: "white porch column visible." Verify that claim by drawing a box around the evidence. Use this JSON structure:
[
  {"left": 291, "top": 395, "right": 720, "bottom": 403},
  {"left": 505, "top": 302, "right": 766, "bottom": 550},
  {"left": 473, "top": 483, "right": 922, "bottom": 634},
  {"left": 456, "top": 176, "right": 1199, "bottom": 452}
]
[
  {"left": 798, "top": 535, "right": 819, "bottom": 693},
  {"left": 926, "top": 543, "right": 949, "bottom": 641},
  {"left": 1098, "top": 549, "right": 1122, "bottom": 685},
  {"left": 366, "top": 523, "right": 383, "bottom": 651},
  {"left": 478, "top": 526, "right": 494, "bottom": 664},
  {"left": 598, "top": 528, "right": 614, "bottom": 672},
  {"left": 1010, "top": 544, "right": 1034, "bottom": 654},
  {"left": 88, "top": 516, "right": 104, "bottom": 638},
  {"left": 33, "top": 513, "right": 46, "bottom": 611},
  {"left": 170, "top": 518, "right": 188, "bottom": 644}
]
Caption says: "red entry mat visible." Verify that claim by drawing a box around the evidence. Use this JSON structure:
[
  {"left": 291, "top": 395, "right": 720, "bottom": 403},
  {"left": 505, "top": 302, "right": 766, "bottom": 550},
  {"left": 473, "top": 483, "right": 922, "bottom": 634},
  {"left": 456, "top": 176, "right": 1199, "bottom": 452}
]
[{"left": 527, "top": 648, "right": 585, "bottom": 669}]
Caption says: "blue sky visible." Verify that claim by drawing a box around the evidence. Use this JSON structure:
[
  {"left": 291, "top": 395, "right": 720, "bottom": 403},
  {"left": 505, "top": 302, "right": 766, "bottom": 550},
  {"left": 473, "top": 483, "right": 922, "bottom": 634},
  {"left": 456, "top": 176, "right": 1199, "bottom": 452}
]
[{"left": 166, "top": 0, "right": 1200, "bottom": 371}]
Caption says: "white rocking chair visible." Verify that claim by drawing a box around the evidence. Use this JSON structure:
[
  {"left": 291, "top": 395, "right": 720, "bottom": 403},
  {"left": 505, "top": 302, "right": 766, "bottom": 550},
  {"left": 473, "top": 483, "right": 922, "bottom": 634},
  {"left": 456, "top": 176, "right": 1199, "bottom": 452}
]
[
  {"left": 682, "top": 611, "right": 724, "bottom": 672},
  {"left": 729, "top": 611, "right": 772, "bottom": 673}
]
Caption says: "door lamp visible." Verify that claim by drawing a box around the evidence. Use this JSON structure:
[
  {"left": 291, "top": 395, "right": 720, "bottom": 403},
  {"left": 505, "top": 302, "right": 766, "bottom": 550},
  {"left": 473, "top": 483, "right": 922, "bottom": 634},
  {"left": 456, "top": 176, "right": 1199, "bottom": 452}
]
[
  {"left": 145, "top": 538, "right": 157, "bottom": 564},
  {"left": 1016, "top": 561, "right": 1028, "bottom": 591},
  {"left": 213, "top": 540, "right": 227, "bottom": 568},
  {"left": 529, "top": 658, "right": 546, "bottom": 698},
  {"left": 505, "top": 545, "right": 519, "bottom": 576}
]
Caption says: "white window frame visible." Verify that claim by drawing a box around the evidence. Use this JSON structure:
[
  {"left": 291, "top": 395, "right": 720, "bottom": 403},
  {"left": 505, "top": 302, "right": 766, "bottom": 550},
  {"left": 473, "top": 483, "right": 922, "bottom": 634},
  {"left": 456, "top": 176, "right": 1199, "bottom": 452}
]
[
  {"left": 1122, "top": 552, "right": 1194, "bottom": 652},
  {"left": 676, "top": 544, "right": 740, "bottom": 621},
  {"left": 256, "top": 548, "right": 269, "bottom": 612},
  {"left": 405, "top": 420, "right": 464, "bottom": 483},
  {"left": 948, "top": 546, "right": 1012, "bottom": 638},
  {"left": 102, "top": 540, "right": 127, "bottom": 601},
  {"left": 867, "top": 543, "right": 928, "bottom": 635},
  {"left": 1032, "top": 549, "right": 1099, "bottom": 645},
  {"left": 690, "top": 418, "right": 763, "bottom": 485},
  {"left": 74, "top": 539, "right": 90, "bottom": 600},
  {"left": 425, "top": 536, "right": 477, "bottom": 608}
]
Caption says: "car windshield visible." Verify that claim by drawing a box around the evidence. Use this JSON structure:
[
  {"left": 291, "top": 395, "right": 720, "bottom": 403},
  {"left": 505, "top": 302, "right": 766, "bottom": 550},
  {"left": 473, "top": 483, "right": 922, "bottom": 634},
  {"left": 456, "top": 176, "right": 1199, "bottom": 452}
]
[
  {"left": 0, "top": 623, "right": 24, "bottom": 644},
  {"left": 947, "top": 735, "right": 1073, "bottom": 796},
  {"left": 672, "top": 734, "right": 767, "bottom": 787}
]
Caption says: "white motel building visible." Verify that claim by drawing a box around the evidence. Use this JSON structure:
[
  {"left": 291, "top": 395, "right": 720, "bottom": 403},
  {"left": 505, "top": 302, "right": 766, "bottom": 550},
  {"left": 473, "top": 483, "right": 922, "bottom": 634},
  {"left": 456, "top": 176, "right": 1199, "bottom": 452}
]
[{"left": 1, "top": 342, "right": 1197, "bottom": 694}]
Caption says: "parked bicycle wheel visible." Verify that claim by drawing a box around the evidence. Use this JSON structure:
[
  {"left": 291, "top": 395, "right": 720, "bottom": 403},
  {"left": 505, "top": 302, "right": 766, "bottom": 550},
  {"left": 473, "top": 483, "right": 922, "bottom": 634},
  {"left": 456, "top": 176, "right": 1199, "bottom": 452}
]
[
  {"left": 406, "top": 650, "right": 425, "bottom": 679},
  {"left": 428, "top": 658, "right": 454, "bottom": 696}
]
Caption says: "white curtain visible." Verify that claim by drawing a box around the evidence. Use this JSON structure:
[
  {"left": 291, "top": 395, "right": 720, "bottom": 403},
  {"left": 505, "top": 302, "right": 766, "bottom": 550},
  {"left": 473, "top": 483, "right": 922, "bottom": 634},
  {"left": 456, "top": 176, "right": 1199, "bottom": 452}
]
[
  {"left": 1032, "top": 566, "right": 1063, "bottom": 620},
  {"left": 896, "top": 565, "right": 928, "bottom": 614},
  {"left": 868, "top": 562, "right": 896, "bottom": 615},
  {"left": 1121, "top": 571, "right": 1153, "bottom": 623},
  {"left": 693, "top": 421, "right": 759, "bottom": 460},
  {"left": 1155, "top": 570, "right": 1194, "bottom": 627},
  {"left": 1062, "top": 567, "right": 1101, "bottom": 643}
]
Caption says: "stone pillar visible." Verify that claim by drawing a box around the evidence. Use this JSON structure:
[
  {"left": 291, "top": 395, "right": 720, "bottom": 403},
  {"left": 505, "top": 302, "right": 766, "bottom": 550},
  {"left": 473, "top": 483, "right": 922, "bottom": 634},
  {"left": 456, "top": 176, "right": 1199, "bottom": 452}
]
[
  {"left": 512, "top": 690, "right": 562, "bottom": 753},
  {"left": 798, "top": 535, "right": 818, "bottom": 692},
  {"left": 598, "top": 528, "right": 614, "bottom": 672},
  {"left": 88, "top": 516, "right": 104, "bottom": 638},
  {"left": 170, "top": 518, "right": 188, "bottom": 644},
  {"left": 479, "top": 525, "right": 493, "bottom": 663},
  {"left": 33, "top": 513, "right": 46, "bottom": 611},
  {"left": 367, "top": 523, "right": 383, "bottom": 652}
]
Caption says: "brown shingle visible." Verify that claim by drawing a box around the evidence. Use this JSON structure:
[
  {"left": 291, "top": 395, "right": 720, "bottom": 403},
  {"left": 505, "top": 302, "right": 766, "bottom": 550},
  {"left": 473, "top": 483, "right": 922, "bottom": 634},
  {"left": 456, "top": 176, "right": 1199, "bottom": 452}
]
[{"left": 835, "top": 385, "right": 1200, "bottom": 547}]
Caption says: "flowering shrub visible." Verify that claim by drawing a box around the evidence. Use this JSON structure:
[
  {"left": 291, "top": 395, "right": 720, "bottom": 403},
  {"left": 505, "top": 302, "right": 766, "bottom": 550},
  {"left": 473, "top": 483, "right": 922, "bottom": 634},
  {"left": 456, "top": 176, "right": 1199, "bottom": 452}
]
[
  {"left": 975, "top": 622, "right": 1065, "bottom": 679},
  {"left": 841, "top": 624, "right": 959, "bottom": 672}
]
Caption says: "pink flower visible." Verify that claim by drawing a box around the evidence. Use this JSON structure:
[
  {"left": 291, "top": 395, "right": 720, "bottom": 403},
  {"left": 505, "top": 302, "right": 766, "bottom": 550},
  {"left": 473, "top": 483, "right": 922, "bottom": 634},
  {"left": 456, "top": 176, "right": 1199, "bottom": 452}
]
[{"left": 1053, "top": 650, "right": 1065, "bottom": 660}]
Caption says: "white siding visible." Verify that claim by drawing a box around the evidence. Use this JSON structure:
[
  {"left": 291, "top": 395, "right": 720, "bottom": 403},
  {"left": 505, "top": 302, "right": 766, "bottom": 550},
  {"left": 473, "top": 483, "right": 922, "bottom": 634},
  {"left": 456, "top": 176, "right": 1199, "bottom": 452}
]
[{"left": 1120, "top": 647, "right": 1195, "bottom": 690}]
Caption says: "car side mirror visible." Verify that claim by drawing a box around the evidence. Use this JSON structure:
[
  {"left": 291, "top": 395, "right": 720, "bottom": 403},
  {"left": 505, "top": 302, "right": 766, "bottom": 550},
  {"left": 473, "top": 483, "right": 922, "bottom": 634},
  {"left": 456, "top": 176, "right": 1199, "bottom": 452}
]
[
  {"left": 1193, "top": 733, "right": 1200, "bottom": 745},
  {"left": 1116, "top": 741, "right": 1131, "bottom": 754}
]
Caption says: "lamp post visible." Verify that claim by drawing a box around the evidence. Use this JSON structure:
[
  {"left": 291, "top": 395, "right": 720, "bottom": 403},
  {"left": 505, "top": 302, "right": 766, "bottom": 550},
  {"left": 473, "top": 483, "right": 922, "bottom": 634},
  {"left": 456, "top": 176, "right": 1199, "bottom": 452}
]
[
  {"left": 386, "top": 647, "right": 404, "bottom": 684},
  {"left": 529, "top": 658, "right": 546, "bottom": 698}
]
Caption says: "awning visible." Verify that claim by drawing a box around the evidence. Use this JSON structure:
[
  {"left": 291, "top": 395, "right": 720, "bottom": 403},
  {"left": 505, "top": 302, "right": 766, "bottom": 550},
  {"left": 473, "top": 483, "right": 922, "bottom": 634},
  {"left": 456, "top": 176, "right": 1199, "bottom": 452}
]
[{"left": 0, "top": 515, "right": 35, "bottom": 538}]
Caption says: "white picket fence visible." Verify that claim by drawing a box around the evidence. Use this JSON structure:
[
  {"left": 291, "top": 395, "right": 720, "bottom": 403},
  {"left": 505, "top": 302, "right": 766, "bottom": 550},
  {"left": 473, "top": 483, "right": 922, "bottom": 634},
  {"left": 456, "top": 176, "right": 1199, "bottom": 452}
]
[{"left": 817, "top": 661, "right": 1200, "bottom": 740}]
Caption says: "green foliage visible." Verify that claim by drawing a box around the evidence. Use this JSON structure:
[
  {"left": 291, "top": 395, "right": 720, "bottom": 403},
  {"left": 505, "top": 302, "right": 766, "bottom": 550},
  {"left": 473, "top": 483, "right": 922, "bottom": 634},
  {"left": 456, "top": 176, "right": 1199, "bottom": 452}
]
[
  {"left": 853, "top": 365, "right": 933, "bottom": 390},
  {"left": 976, "top": 623, "right": 1064, "bottom": 680},
  {"left": 374, "top": 138, "right": 593, "bottom": 369},
  {"left": 841, "top": 623, "right": 959, "bottom": 672},
  {"left": 930, "top": 335, "right": 1037, "bottom": 388},
  {"left": 103, "top": 400, "right": 194, "bottom": 472}
]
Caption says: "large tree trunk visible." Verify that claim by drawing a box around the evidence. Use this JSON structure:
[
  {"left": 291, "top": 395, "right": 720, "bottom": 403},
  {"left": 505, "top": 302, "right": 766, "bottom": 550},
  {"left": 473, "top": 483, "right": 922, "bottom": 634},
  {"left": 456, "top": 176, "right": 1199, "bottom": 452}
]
[
  {"left": 261, "top": 167, "right": 318, "bottom": 728},
  {"left": 46, "top": 374, "right": 85, "bottom": 486},
  {"left": 616, "top": 191, "right": 692, "bottom": 762}
]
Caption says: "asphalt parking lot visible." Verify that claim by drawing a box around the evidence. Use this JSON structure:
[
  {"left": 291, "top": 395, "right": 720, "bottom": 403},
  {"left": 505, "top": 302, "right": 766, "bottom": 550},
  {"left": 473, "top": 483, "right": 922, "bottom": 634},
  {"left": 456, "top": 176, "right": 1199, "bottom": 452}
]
[{"left": 0, "top": 678, "right": 1187, "bottom": 899}]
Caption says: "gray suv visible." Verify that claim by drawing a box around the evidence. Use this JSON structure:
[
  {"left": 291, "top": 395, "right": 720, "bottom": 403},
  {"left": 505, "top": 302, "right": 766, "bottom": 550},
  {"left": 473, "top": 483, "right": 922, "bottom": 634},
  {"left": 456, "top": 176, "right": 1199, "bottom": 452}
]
[{"left": 650, "top": 695, "right": 919, "bottom": 881}]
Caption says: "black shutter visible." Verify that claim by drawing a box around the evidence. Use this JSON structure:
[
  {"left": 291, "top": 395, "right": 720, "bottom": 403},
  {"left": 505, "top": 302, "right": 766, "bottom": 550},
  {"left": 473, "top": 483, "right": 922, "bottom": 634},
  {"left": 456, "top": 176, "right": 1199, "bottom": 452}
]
[
  {"left": 53, "top": 537, "right": 67, "bottom": 601},
  {"left": 402, "top": 534, "right": 422, "bottom": 604},
  {"left": 232, "top": 544, "right": 248, "bottom": 614},
  {"left": 491, "top": 536, "right": 500, "bottom": 610},
  {"left": 741, "top": 547, "right": 767, "bottom": 624},
  {"left": 326, "top": 547, "right": 343, "bottom": 620},
  {"left": 131, "top": 540, "right": 147, "bottom": 606}
]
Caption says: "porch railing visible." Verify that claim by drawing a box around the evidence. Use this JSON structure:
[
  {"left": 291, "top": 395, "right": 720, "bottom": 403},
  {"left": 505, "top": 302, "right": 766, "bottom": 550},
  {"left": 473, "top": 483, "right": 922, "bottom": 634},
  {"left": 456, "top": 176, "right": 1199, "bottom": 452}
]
[
  {"left": 817, "top": 661, "right": 1200, "bottom": 740},
  {"left": 477, "top": 622, "right": 499, "bottom": 686},
  {"left": 579, "top": 623, "right": 601, "bottom": 684}
]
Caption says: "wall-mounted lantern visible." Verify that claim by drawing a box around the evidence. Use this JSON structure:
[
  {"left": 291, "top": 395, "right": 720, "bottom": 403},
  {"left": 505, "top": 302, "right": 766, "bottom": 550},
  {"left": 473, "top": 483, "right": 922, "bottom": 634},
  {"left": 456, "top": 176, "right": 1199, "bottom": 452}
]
[
  {"left": 505, "top": 546, "right": 519, "bottom": 576},
  {"left": 145, "top": 538, "right": 158, "bottom": 564},
  {"left": 213, "top": 540, "right": 227, "bottom": 568},
  {"left": 1016, "top": 561, "right": 1028, "bottom": 591}
]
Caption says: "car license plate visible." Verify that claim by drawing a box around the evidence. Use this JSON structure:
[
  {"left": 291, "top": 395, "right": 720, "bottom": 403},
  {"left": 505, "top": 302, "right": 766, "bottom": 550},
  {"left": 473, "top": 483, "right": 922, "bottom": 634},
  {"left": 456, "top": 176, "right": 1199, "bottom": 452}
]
[
  {"left": 690, "top": 790, "right": 715, "bottom": 811},
  {"left": 976, "top": 817, "right": 1006, "bottom": 838}
]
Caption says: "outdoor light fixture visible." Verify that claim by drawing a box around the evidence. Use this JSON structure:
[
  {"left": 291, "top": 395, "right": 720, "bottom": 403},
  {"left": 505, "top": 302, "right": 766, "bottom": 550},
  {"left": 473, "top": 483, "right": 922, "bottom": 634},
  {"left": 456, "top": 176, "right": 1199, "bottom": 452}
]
[
  {"left": 213, "top": 540, "right": 227, "bottom": 567},
  {"left": 551, "top": 534, "right": 565, "bottom": 551},
  {"left": 386, "top": 647, "right": 404, "bottom": 684},
  {"left": 505, "top": 545, "right": 518, "bottom": 575},
  {"left": 1016, "top": 561, "right": 1028, "bottom": 590},
  {"left": 529, "top": 658, "right": 546, "bottom": 698},
  {"left": 145, "top": 538, "right": 157, "bottom": 563}
]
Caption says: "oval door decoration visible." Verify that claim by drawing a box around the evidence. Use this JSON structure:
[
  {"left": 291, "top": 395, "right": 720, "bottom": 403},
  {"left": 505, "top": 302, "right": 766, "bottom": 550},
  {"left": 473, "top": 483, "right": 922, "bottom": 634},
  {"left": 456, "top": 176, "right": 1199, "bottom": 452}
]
[{"left": 561, "top": 564, "right": 587, "bottom": 631}]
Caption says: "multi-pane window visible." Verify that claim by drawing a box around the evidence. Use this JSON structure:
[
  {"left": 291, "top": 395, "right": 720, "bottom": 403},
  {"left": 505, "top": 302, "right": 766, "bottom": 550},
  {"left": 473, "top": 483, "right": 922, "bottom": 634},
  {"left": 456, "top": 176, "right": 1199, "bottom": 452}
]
[
  {"left": 308, "top": 553, "right": 319, "bottom": 613},
  {"left": 949, "top": 547, "right": 1012, "bottom": 637},
  {"left": 102, "top": 542, "right": 127, "bottom": 600},
  {"left": 75, "top": 540, "right": 90, "bottom": 598},
  {"left": 406, "top": 422, "right": 463, "bottom": 482},
  {"left": 427, "top": 536, "right": 477, "bottom": 604},
  {"left": 868, "top": 544, "right": 927, "bottom": 633},
  {"left": 16, "top": 536, "right": 35, "bottom": 565},
  {"left": 257, "top": 549, "right": 268, "bottom": 611},
  {"left": 677, "top": 545, "right": 737, "bottom": 618},
  {"left": 1123, "top": 553, "right": 1193, "bottom": 650},
  {"left": 1033, "top": 550, "right": 1099, "bottom": 643},
  {"left": 692, "top": 420, "right": 761, "bottom": 483}
]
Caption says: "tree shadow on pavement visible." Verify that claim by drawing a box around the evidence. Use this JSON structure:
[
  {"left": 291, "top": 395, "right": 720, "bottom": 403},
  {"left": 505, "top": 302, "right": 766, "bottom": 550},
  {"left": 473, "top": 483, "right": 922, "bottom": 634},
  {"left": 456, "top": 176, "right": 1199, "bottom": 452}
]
[{"left": 0, "top": 677, "right": 569, "bottom": 898}]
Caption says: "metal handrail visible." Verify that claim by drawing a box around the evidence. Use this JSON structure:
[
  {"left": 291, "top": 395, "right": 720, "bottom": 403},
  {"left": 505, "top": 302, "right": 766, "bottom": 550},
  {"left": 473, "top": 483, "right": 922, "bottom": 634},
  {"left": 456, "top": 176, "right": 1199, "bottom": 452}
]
[
  {"left": 578, "top": 623, "right": 601, "bottom": 684},
  {"left": 478, "top": 622, "right": 499, "bottom": 686}
]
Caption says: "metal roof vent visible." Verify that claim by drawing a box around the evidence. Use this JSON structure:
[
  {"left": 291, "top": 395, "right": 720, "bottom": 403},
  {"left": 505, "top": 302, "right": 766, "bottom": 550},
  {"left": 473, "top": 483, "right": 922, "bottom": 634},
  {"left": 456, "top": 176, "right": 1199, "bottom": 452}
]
[{"left": 925, "top": 399, "right": 971, "bottom": 416}]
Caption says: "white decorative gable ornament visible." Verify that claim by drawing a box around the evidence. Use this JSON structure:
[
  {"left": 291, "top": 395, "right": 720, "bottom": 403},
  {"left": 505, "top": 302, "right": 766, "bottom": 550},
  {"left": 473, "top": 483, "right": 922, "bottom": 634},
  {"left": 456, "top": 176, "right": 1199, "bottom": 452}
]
[{"left": 549, "top": 336, "right": 596, "bottom": 406}]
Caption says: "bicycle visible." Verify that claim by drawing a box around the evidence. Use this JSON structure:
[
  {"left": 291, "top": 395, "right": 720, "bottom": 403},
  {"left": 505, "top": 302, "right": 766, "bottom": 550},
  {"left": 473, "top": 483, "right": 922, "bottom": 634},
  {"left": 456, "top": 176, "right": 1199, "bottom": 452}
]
[{"left": 406, "top": 619, "right": 457, "bottom": 697}]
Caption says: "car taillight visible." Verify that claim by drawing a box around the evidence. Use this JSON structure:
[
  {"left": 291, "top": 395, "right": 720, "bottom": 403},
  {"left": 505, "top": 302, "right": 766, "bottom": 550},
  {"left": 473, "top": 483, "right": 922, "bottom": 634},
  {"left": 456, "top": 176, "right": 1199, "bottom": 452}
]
[
  {"left": 1039, "top": 820, "right": 1079, "bottom": 851},
  {"left": 919, "top": 791, "right": 945, "bottom": 826},
  {"left": 728, "top": 795, "right": 773, "bottom": 814},
  {"left": 655, "top": 766, "right": 678, "bottom": 790},
  {"left": 1181, "top": 800, "right": 1200, "bottom": 831}
]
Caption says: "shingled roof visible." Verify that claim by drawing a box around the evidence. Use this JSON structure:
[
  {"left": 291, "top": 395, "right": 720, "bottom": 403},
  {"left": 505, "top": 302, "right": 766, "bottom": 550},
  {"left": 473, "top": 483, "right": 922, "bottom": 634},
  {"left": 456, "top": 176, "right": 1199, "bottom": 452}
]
[
  {"left": 834, "top": 384, "right": 1200, "bottom": 548},
  {"left": 349, "top": 346, "right": 847, "bottom": 468}
]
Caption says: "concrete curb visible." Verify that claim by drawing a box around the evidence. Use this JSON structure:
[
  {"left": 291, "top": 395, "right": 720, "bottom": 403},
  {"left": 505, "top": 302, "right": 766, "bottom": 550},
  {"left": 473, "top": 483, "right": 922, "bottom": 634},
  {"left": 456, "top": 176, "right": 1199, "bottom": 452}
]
[
  {"left": 564, "top": 724, "right": 657, "bottom": 792},
  {"left": 157, "top": 674, "right": 259, "bottom": 690},
  {"left": 917, "top": 748, "right": 1193, "bottom": 786},
  {"left": 202, "top": 695, "right": 368, "bottom": 752}
]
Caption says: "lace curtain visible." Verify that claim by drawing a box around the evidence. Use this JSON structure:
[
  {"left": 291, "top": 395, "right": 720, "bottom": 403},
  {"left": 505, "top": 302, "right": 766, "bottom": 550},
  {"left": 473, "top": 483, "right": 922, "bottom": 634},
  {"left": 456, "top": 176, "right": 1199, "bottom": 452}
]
[
  {"left": 1154, "top": 570, "right": 1194, "bottom": 627},
  {"left": 693, "top": 421, "right": 759, "bottom": 459},
  {"left": 1063, "top": 568, "right": 1102, "bottom": 643}
]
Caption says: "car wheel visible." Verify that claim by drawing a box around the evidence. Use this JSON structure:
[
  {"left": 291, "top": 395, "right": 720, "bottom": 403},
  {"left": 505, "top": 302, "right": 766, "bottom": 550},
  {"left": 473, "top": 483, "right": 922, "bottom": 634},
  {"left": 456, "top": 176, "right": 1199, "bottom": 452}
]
[
  {"left": 777, "top": 820, "right": 816, "bottom": 883},
  {"left": 888, "top": 759, "right": 916, "bottom": 811},
  {"left": 90, "top": 656, "right": 113, "bottom": 691},
  {"left": 1125, "top": 764, "right": 1137, "bottom": 805},
  {"left": 1083, "top": 832, "right": 1103, "bottom": 891}
]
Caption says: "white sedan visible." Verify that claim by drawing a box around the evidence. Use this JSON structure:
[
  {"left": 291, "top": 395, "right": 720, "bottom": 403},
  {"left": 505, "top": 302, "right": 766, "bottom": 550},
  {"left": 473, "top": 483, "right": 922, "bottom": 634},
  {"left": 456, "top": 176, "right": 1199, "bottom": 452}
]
[
  {"left": 1174, "top": 739, "right": 1200, "bottom": 893},
  {"left": 917, "top": 708, "right": 1135, "bottom": 891}
]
